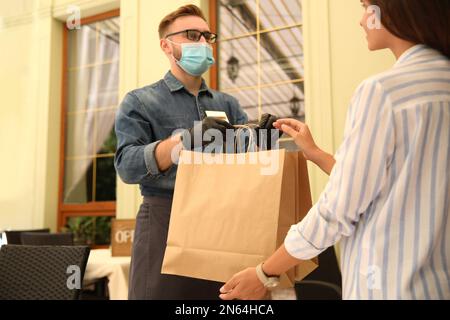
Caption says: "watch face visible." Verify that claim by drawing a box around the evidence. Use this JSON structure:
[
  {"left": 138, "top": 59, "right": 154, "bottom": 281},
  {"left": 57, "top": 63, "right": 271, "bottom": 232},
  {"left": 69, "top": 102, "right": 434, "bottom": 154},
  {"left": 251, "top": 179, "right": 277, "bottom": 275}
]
[{"left": 266, "top": 279, "right": 280, "bottom": 288}]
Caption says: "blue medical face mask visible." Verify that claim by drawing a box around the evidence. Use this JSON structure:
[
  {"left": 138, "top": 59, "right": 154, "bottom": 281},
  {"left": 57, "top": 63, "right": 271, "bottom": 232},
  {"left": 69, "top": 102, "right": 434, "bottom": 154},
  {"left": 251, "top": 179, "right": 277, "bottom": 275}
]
[{"left": 167, "top": 40, "right": 215, "bottom": 76}]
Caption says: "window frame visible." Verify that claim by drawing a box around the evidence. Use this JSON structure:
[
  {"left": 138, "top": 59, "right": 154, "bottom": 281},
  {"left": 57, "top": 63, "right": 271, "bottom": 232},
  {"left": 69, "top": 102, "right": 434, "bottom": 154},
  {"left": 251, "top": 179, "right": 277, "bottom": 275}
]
[
  {"left": 209, "top": 0, "right": 303, "bottom": 132},
  {"left": 209, "top": 0, "right": 219, "bottom": 90},
  {"left": 58, "top": 9, "right": 120, "bottom": 232}
]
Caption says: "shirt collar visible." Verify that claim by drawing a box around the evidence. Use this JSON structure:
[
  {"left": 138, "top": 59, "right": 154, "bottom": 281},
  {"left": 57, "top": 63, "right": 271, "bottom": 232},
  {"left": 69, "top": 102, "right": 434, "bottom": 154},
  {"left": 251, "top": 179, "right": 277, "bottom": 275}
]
[
  {"left": 163, "top": 71, "right": 212, "bottom": 96},
  {"left": 394, "top": 44, "right": 429, "bottom": 68}
]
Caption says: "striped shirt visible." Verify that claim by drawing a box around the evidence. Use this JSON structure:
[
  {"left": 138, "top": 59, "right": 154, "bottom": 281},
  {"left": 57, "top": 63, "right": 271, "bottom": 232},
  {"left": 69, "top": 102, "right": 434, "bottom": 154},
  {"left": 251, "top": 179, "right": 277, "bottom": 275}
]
[{"left": 284, "top": 45, "right": 450, "bottom": 300}]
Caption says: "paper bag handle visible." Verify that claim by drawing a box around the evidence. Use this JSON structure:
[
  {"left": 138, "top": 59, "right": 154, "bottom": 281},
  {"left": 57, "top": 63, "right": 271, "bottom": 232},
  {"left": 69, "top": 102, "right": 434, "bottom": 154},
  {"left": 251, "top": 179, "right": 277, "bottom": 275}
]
[{"left": 234, "top": 124, "right": 258, "bottom": 153}]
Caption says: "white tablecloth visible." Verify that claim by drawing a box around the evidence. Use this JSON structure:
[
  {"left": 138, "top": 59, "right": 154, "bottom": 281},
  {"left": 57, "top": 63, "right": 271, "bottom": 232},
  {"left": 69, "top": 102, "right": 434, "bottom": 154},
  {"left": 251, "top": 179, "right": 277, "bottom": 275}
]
[{"left": 84, "top": 248, "right": 131, "bottom": 300}]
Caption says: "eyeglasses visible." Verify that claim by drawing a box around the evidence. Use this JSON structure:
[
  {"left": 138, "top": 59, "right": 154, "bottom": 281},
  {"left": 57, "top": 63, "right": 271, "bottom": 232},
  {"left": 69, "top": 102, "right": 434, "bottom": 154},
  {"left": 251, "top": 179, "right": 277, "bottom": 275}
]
[{"left": 165, "top": 29, "right": 218, "bottom": 44}]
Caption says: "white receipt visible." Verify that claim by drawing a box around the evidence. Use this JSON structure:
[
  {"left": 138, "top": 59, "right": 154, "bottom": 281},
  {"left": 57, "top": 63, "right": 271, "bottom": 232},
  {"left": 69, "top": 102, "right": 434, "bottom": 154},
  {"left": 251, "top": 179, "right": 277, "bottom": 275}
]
[{"left": 205, "top": 110, "right": 230, "bottom": 123}]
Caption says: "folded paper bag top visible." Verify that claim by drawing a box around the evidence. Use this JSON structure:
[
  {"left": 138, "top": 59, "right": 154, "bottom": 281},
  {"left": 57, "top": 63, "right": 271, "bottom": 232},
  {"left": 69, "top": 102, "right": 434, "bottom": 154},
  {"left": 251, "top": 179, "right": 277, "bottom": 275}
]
[{"left": 162, "top": 149, "right": 318, "bottom": 287}]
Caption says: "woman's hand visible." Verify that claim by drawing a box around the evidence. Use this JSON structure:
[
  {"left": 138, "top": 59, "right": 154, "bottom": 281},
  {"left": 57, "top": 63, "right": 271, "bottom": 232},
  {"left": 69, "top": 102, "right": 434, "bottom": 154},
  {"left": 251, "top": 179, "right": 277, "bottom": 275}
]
[
  {"left": 273, "top": 119, "right": 319, "bottom": 161},
  {"left": 219, "top": 268, "right": 268, "bottom": 300},
  {"left": 274, "top": 118, "right": 336, "bottom": 175}
]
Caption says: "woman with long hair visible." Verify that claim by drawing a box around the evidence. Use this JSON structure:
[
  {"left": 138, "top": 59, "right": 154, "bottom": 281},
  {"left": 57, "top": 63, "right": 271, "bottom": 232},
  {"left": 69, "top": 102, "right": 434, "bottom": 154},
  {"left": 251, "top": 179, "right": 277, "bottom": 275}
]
[{"left": 220, "top": 0, "right": 449, "bottom": 300}]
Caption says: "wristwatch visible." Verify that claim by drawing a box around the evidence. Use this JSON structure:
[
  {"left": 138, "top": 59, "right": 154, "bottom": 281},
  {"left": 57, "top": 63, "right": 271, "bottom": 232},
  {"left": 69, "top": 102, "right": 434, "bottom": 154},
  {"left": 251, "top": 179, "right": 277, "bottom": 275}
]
[{"left": 256, "top": 263, "right": 280, "bottom": 289}]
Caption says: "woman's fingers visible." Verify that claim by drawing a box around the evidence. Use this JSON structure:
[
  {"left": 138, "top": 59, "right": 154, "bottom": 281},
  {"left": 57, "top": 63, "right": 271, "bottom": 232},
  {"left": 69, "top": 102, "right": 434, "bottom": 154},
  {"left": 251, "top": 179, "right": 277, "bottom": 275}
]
[
  {"left": 280, "top": 124, "right": 299, "bottom": 138},
  {"left": 274, "top": 118, "right": 302, "bottom": 131},
  {"left": 275, "top": 119, "right": 317, "bottom": 154},
  {"left": 219, "top": 268, "right": 266, "bottom": 300},
  {"left": 219, "top": 289, "right": 238, "bottom": 300},
  {"left": 220, "top": 275, "right": 239, "bottom": 294}
]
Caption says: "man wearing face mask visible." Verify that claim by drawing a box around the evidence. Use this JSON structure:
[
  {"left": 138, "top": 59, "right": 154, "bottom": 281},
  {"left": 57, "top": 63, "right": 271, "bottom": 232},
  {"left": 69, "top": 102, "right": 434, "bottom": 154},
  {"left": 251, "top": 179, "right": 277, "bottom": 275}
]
[{"left": 115, "top": 5, "right": 279, "bottom": 300}]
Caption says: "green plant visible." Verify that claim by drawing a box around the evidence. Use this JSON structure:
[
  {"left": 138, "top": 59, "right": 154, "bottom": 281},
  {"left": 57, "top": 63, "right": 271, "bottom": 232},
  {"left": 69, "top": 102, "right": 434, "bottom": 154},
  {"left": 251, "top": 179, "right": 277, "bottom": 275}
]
[
  {"left": 95, "top": 216, "right": 112, "bottom": 245},
  {"left": 63, "top": 216, "right": 112, "bottom": 246}
]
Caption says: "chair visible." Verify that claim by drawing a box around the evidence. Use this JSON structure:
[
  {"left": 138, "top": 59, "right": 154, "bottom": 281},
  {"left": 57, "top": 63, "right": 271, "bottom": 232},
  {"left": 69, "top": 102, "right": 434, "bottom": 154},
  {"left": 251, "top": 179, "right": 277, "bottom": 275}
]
[
  {"left": 4, "top": 228, "right": 50, "bottom": 245},
  {"left": 80, "top": 277, "right": 109, "bottom": 300},
  {"left": 21, "top": 232, "right": 74, "bottom": 246},
  {"left": 0, "top": 245, "right": 90, "bottom": 300},
  {"left": 295, "top": 246, "right": 343, "bottom": 300},
  {"left": 17, "top": 232, "right": 109, "bottom": 300},
  {"left": 18, "top": 233, "right": 108, "bottom": 300},
  {"left": 295, "top": 280, "right": 342, "bottom": 300}
]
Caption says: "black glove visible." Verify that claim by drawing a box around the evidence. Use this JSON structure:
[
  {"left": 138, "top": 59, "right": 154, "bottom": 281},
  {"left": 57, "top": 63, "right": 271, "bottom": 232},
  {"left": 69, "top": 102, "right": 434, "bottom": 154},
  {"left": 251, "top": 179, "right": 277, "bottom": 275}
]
[
  {"left": 256, "top": 113, "right": 282, "bottom": 150},
  {"left": 181, "top": 117, "right": 235, "bottom": 150}
]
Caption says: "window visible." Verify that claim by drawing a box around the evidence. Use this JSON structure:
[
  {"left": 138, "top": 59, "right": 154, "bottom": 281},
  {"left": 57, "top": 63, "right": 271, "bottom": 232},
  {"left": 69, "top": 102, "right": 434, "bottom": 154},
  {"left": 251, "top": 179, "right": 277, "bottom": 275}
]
[
  {"left": 211, "top": 0, "right": 304, "bottom": 130},
  {"left": 58, "top": 10, "right": 120, "bottom": 246}
]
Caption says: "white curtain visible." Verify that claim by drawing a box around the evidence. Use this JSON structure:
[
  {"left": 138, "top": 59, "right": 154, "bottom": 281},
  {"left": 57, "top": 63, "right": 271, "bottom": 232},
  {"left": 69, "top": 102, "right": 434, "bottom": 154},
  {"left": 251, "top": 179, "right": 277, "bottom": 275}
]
[{"left": 64, "top": 24, "right": 119, "bottom": 203}]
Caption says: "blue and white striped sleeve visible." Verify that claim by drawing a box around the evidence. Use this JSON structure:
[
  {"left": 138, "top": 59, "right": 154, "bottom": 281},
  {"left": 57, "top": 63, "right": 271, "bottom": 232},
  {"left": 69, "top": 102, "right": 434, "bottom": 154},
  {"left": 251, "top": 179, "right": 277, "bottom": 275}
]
[{"left": 284, "top": 79, "right": 396, "bottom": 260}]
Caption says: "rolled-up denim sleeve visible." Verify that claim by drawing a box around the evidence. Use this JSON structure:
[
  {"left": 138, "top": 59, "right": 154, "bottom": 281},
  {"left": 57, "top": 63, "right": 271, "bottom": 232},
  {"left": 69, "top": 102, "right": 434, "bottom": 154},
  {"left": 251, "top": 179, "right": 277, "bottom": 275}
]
[{"left": 114, "top": 92, "right": 165, "bottom": 184}]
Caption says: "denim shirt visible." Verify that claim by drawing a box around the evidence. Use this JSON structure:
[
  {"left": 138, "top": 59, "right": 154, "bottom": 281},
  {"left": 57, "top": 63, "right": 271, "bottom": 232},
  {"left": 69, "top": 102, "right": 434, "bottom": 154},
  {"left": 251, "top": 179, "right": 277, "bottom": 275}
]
[{"left": 114, "top": 71, "right": 248, "bottom": 198}]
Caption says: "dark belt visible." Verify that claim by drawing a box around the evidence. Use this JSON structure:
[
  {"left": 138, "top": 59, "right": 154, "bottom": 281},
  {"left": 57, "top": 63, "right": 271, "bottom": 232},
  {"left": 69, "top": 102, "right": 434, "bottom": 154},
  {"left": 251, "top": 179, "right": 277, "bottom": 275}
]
[{"left": 142, "top": 195, "right": 173, "bottom": 206}]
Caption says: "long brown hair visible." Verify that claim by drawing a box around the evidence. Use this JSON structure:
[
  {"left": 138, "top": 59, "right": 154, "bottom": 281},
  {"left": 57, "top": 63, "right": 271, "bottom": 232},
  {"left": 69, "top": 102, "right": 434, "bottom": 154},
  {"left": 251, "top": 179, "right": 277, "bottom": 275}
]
[{"left": 369, "top": 0, "right": 449, "bottom": 58}]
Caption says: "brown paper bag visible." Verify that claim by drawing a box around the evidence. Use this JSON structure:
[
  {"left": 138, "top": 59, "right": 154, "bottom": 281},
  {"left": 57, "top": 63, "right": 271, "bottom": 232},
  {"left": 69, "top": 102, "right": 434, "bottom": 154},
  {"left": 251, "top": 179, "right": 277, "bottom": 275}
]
[{"left": 162, "top": 149, "right": 318, "bottom": 287}]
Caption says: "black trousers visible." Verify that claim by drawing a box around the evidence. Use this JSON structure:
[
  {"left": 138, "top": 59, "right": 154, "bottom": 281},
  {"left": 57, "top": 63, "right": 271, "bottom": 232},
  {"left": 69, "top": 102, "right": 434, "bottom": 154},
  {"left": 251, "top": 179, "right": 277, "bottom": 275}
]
[{"left": 128, "top": 196, "right": 224, "bottom": 300}]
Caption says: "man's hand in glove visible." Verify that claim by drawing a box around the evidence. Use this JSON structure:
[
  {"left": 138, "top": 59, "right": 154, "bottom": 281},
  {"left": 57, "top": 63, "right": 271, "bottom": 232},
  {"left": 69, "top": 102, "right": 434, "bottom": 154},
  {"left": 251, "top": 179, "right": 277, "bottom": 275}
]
[
  {"left": 256, "top": 113, "right": 282, "bottom": 150},
  {"left": 181, "top": 117, "right": 235, "bottom": 150}
]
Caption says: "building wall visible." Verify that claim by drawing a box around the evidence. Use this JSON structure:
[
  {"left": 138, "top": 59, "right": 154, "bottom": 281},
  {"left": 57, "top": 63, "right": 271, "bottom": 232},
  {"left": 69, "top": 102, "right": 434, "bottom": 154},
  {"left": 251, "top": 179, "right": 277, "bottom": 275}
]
[
  {"left": 0, "top": 0, "right": 62, "bottom": 231},
  {"left": 0, "top": 0, "right": 396, "bottom": 231}
]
